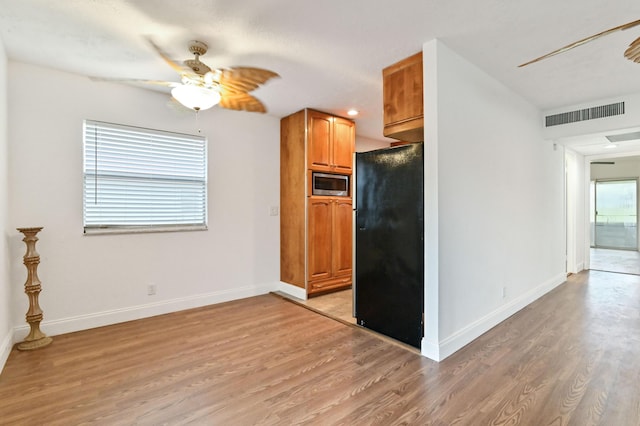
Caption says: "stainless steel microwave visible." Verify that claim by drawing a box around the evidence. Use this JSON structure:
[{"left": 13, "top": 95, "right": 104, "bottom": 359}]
[{"left": 312, "top": 172, "right": 349, "bottom": 196}]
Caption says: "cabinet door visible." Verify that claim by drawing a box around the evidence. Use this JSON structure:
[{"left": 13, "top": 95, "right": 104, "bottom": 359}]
[
  {"left": 332, "top": 199, "right": 353, "bottom": 277},
  {"left": 332, "top": 117, "right": 355, "bottom": 173},
  {"left": 307, "top": 198, "right": 333, "bottom": 282},
  {"left": 307, "top": 111, "right": 332, "bottom": 171},
  {"left": 383, "top": 52, "right": 424, "bottom": 142}
]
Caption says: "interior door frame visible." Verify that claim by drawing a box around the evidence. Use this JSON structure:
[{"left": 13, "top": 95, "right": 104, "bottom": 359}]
[{"left": 565, "top": 150, "right": 577, "bottom": 274}]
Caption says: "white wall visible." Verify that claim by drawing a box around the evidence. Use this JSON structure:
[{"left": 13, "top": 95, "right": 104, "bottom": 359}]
[
  {"left": 7, "top": 62, "right": 281, "bottom": 340},
  {"left": 422, "top": 40, "right": 566, "bottom": 360},
  {"left": 0, "top": 37, "right": 12, "bottom": 372}
]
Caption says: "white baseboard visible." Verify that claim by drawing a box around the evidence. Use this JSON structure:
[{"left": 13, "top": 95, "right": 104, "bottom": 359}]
[
  {"left": 12, "top": 282, "right": 278, "bottom": 343},
  {"left": 428, "top": 272, "right": 566, "bottom": 362},
  {"left": 5, "top": 273, "right": 567, "bottom": 367},
  {"left": 277, "top": 281, "right": 307, "bottom": 300},
  {"left": 0, "top": 329, "right": 12, "bottom": 375},
  {"left": 420, "top": 337, "right": 441, "bottom": 361}
]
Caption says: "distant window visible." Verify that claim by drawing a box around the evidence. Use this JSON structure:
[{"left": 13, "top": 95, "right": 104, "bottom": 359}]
[{"left": 83, "top": 120, "right": 207, "bottom": 234}]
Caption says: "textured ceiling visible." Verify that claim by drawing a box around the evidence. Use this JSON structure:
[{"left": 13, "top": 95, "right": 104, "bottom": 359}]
[{"left": 1, "top": 0, "right": 640, "bottom": 147}]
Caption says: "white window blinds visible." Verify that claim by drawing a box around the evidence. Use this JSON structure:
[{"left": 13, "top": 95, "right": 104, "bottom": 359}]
[{"left": 83, "top": 120, "right": 207, "bottom": 233}]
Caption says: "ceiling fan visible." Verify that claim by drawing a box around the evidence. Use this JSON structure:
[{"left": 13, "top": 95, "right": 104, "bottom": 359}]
[
  {"left": 92, "top": 38, "right": 279, "bottom": 113},
  {"left": 519, "top": 19, "right": 640, "bottom": 67}
]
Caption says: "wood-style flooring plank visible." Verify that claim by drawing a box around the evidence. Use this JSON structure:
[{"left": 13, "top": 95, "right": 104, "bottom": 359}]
[{"left": 1, "top": 270, "right": 640, "bottom": 425}]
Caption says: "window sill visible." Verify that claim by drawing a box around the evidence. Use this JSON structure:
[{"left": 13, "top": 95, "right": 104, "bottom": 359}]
[{"left": 83, "top": 225, "right": 207, "bottom": 236}]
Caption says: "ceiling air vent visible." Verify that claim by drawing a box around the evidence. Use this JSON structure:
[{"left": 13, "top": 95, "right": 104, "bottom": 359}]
[{"left": 545, "top": 102, "right": 625, "bottom": 127}]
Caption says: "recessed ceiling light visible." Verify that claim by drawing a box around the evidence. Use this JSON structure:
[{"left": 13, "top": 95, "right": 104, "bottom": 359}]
[
  {"left": 604, "top": 144, "right": 618, "bottom": 149},
  {"left": 347, "top": 109, "right": 358, "bottom": 116}
]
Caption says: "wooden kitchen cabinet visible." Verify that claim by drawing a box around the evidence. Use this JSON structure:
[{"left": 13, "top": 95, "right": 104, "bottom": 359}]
[
  {"left": 383, "top": 51, "right": 424, "bottom": 143},
  {"left": 280, "top": 108, "right": 354, "bottom": 297},
  {"left": 307, "top": 197, "right": 352, "bottom": 294},
  {"left": 307, "top": 109, "right": 355, "bottom": 173}
]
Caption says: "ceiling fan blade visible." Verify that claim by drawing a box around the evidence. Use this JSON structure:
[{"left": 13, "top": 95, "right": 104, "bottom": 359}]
[
  {"left": 625, "top": 36, "right": 640, "bottom": 63},
  {"left": 219, "top": 92, "right": 267, "bottom": 113},
  {"left": 89, "top": 76, "right": 178, "bottom": 88},
  {"left": 146, "top": 38, "right": 195, "bottom": 78},
  {"left": 519, "top": 18, "right": 640, "bottom": 67},
  {"left": 214, "top": 67, "right": 280, "bottom": 94}
]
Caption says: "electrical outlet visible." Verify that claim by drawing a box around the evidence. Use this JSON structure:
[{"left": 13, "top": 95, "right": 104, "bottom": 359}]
[
  {"left": 269, "top": 206, "right": 279, "bottom": 216},
  {"left": 147, "top": 284, "right": 157, "bottom": 296}
]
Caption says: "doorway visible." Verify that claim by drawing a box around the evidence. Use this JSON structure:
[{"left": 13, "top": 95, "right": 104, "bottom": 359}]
[{"left": 589, "top": 178, "right": 640, "bottom": 275}]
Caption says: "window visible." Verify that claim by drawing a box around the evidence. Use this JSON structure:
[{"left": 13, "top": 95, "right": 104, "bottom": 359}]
[
  {"left": 591, "top": 179, "right": 637, "bottom": 250},
  {"left": 83, "top": 120, "right": 207, "bottom": 234}
]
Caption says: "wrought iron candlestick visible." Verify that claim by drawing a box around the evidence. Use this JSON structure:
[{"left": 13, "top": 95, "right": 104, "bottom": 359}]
[{"left": 16, "top": 227, "right": 52, "bottom": 350}]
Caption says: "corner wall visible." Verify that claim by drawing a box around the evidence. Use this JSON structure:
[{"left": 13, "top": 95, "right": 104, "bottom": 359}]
[
  {"left": 0, "top": 38, "right": 11, "bottom": 372},
  {"left": 422, "top": 40, "right": 566, "bottom": 360},
  {"left": 7, "top": 62, "right": 281, "bottom": 341}
]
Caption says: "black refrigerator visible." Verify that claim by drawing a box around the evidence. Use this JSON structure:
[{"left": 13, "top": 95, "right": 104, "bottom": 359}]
[{"left": 354, "top": 143, "right": 424, "bottom": 348}]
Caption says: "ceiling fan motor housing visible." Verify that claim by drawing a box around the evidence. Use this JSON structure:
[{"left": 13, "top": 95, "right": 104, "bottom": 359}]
[
  {"left": 185, "top": 40, "right": 211, "bottom": 74},
  {"left": 188, "top": 40, "right": 208, "bottom": 56}
]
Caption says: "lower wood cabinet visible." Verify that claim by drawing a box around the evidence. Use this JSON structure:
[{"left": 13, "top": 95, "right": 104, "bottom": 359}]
[{"left": 307, "top": 197, "right": 352, "bottom": 294}]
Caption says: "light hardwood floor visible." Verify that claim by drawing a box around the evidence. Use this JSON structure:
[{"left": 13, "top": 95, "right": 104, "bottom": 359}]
[{"left": 1, "top": 270, "right": 639, "bottom": 425}]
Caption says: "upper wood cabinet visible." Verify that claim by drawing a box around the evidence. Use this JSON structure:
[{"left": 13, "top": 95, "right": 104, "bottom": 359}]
[
  {"left": 383, "top": 52, "right": 424, "bottom": 143},
  {"left": 307, "top": 109, "right": 355, "bottom": 173}
]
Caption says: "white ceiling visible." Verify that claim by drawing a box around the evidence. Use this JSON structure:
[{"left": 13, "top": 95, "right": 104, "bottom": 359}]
[{"left": 1, "top": 0, "right": 640, "bottom": 146}]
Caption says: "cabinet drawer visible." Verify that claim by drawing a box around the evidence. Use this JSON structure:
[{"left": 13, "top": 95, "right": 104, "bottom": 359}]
[{"left": 308, "top": 276, "right": 352, "bottom": 295}]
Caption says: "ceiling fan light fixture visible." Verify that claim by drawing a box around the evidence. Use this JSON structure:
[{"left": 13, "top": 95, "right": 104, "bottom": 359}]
[{"left": 171, "top": 84, "right": 221, "bottom": 111}]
